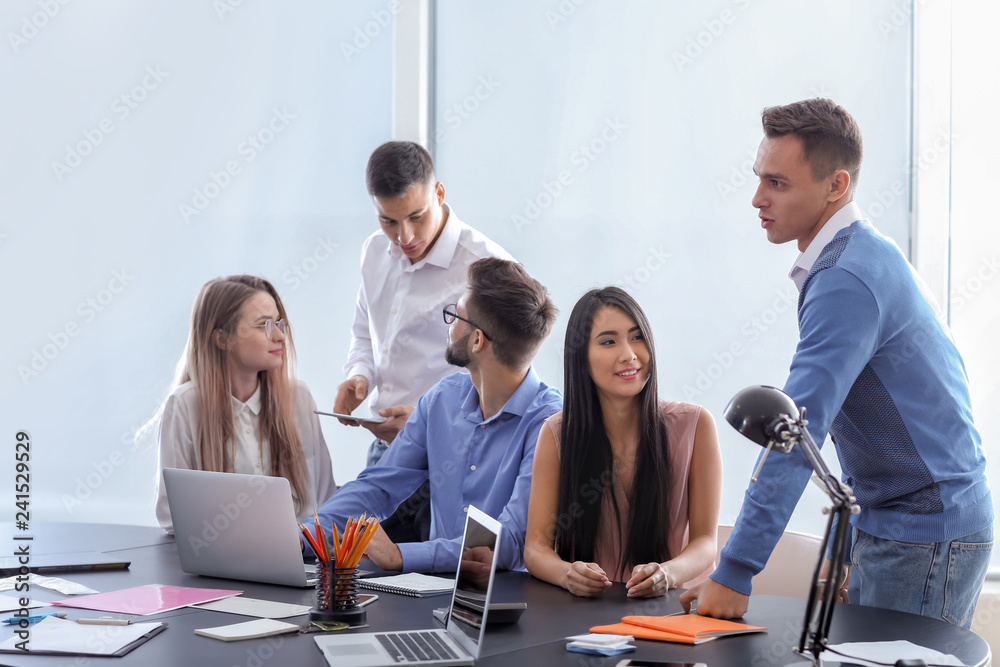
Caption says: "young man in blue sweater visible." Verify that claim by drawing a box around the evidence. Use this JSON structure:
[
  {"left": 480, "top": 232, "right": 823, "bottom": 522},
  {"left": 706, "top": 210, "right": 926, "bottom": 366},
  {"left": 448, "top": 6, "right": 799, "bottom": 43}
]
[{"left": 682, "top": 99, "right": 993, "bottom": 628}]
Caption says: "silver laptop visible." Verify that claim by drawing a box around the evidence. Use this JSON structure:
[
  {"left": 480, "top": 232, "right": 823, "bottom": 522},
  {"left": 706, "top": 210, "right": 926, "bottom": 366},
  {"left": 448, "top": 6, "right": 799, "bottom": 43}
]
[
  {"left": 314, "top": 505, "right": 502, "bottom": 667},
  {"left": 162, "top": 468, "right": 316, "bottom": 587}
]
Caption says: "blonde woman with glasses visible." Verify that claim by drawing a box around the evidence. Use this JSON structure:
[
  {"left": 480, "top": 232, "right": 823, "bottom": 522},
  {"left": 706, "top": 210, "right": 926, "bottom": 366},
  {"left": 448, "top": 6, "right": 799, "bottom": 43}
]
[{"left": 152, "top": 275, "right": 336, "bottom": 533}]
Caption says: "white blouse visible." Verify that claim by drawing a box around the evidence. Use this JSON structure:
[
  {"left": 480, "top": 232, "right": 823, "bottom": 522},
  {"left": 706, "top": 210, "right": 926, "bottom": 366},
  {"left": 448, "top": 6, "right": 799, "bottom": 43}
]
[{"left": 153, "top": 379, "right": 336, "bottom": 532}]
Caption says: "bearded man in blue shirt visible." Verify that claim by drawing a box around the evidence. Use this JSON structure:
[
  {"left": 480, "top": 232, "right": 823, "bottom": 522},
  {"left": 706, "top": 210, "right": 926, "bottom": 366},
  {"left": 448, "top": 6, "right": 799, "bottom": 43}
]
[
  {"left": 683, "top": 99, "right": 993, "bottom": 628},
  {"left": 306, "top": 258, "right": 561, "bottom": 573}
]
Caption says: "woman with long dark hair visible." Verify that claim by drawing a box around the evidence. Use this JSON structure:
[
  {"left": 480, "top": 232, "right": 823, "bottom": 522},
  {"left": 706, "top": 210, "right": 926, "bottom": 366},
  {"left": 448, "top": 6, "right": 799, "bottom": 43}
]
[
  {"left": 525, "top": 287, "right": 721, "bottom": 597},
  {"left": 151, "top": 275, "right": 336, "bottom": 532}
]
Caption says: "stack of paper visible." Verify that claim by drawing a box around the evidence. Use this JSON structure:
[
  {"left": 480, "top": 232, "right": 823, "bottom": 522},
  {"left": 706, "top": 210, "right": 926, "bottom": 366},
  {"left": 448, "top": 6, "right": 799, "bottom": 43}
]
[
  {"left": 590, "top": 614, "right": 766, "bottom": 645},
  {"left": 194, "top": 618, "right": 299, "bottom": 642},
  {"left": 565, "top": 632, "right": 635, "bottom": 656}
]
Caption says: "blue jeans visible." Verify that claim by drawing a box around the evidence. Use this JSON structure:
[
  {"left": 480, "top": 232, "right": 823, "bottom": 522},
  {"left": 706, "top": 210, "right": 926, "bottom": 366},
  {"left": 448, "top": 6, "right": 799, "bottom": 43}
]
[
  {"left": 366, "top": 438, "right": 389, "bottom": 467},
  {"left": 848, "top": 524, "right": 994, "bottom": 628}
]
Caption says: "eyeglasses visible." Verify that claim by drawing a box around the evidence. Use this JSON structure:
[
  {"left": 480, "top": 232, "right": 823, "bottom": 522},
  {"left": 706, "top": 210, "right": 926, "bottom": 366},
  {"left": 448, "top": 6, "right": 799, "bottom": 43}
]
[
  {"left": 248, "top": 318, "right": 287, "bottom": 340},
  {"left": 442, "top": 304, "right": 493, "bottom": 341}
]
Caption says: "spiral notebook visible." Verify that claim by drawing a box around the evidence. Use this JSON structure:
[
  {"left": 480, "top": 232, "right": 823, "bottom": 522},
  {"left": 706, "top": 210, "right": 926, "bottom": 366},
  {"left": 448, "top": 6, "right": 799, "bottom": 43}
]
[{"left": 358, "top": 572, "right": 454, "bottom": 597}]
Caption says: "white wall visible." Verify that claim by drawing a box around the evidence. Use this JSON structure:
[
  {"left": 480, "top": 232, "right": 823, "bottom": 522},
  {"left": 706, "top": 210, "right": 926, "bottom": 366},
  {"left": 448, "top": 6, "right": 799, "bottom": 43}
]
[
  {"left": 432, "top": 0, "right": 912, "bottom": 538},
  {"left": 3, "top": 0, "right": 394, "bottom": 524}
]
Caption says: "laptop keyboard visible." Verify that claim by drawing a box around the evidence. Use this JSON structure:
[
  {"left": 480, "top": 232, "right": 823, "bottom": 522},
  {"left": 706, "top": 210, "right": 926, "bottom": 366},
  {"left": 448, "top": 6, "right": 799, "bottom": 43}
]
[{"left": 375, "top": 631, "right": 460, "bottom": 662}]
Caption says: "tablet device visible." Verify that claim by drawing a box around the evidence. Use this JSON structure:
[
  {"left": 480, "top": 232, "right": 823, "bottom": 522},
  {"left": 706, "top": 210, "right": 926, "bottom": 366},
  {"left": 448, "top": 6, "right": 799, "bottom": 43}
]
[{"left": 314, "top": 410, "right": 388, "bottom": 424}]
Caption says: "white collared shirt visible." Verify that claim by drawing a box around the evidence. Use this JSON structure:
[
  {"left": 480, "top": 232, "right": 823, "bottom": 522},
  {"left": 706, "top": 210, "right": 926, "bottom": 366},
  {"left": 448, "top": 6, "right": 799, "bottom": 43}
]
[
  {"left": 230, "top": 384, "right": 266, "bottom": 475},
  {"left": 344, "top": 204, "right": 513, "bottom": 414},
  {"left": 789, "top": 200, "right": 864, "bottom": 290},
  {"left": 153, "top": 379, "right": 337, "bottom": 532}
]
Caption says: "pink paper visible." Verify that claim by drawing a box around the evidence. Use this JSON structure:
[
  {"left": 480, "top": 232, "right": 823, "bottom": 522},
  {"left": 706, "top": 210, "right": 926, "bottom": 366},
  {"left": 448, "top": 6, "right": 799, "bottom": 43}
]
[{"left": 52, "top": 584, "right": 241, "bottom": 616}]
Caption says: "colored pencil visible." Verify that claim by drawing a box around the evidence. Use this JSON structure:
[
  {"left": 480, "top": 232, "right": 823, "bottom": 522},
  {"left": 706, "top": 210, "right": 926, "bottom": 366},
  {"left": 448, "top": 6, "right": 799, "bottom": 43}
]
[
  {"left": 313, "top": 510, "right": 329, "bottom": 561},
  {"left": 298, "top": 523, "right": 323, "bottom": 558},
  {"left": 331, "top": 521, "right": 341, "bottom": 563}
]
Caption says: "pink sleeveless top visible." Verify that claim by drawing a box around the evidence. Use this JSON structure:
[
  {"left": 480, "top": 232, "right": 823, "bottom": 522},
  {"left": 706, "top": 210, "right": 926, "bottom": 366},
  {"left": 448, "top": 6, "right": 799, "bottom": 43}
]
[{"left": 546, "top": 401, "right": 713, "bottom": 587}]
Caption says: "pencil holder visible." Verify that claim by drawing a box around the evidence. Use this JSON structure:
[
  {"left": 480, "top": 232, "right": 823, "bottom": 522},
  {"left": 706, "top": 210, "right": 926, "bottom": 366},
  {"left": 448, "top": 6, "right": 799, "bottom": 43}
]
[{"left": 310, "top": 561, "right": 367, "bottom": 625}]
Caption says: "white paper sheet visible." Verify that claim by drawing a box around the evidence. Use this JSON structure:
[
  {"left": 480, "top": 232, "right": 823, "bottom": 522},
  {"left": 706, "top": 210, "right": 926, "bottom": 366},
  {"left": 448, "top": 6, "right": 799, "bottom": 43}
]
[
  {"left": 0, "top": 616, "right": 161, "bottom": 655},
  {"left": 0, "top": 574, "right": 98, "bottom": 595},
  {"left": 0, "top": 594, "right": 47, "bottom": 613},
  {"left": 821, "top": 640, "right": 965, "bottom": 667},
  {"left": 194, "top": 596, "right": 310, "bottom": 619}
]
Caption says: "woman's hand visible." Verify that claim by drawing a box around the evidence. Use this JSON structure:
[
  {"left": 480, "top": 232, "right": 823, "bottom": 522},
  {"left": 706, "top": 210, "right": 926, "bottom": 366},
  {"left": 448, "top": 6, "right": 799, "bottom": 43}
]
[
  {"left": 564, "top": 561, "right": 612, "bottom": 597},
  {"left": 625, "top": 562, "right": 671, "bottom": 598}
]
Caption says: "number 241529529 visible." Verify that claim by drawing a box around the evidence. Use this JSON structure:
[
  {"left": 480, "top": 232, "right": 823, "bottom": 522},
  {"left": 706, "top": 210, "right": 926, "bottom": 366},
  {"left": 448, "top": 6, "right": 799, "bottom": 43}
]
[{"left": 15, "top": 431, "right": 29, "bottom": 528}]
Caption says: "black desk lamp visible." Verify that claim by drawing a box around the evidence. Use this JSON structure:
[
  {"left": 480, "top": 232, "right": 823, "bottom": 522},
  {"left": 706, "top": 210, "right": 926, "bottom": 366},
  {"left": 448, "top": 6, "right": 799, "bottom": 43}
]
[{"left": 724, "top": 385, "right": 860, "bottom": 666}]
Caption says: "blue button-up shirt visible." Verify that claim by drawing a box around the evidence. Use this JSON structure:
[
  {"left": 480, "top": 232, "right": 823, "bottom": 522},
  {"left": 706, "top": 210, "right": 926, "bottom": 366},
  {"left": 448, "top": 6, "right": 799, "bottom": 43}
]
[{"left": 310, "top": 367, "right": 562, "bottom": 573}]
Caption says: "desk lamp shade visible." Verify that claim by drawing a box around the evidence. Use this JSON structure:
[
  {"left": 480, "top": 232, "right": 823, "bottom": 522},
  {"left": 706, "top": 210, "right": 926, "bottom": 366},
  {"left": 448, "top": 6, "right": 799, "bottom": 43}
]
[{"left": 724, "top": 385, "right": 800, "bottom": 453}]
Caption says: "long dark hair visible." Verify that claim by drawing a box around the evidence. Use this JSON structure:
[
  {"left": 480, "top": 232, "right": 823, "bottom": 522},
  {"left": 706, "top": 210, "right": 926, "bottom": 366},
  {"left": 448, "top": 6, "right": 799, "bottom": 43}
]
[{"left": 555, "top": 287, "right": 671, "bottom": 578}]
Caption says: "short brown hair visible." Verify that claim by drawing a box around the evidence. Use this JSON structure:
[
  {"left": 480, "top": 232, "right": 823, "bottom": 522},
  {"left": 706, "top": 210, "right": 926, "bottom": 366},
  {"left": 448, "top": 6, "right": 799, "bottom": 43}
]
[
  {"left": 762, "top": 98, "right": 863, "bottom": 189},
  {"left": 365, "top": 141, "right": 436, "bottom": 198},
  {"left": 465, "top": 258, "right": 557, "bottom": 370}
]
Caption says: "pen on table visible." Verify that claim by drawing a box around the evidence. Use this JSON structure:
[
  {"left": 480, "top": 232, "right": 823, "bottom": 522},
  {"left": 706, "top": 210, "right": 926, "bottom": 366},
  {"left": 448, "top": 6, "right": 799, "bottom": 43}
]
[
  {"left": 77, "top": 616, "right": 132, "bottom": 626},
  {"left": 2, "top": 611, "right": 66, "bottom": 625}
]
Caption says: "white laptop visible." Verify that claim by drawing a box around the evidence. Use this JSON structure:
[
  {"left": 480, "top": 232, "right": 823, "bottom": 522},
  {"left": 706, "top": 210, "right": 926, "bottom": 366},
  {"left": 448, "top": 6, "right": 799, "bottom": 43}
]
[
  {"left": 314, "top": 505, "right": 502, "bottom": 667},
  {"left": 162, "top": 468, "right": 316, "bottom": 587}
]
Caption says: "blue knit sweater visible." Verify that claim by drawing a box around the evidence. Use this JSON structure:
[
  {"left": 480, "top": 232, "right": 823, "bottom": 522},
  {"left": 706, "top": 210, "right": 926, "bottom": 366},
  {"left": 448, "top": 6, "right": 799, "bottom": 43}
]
[{"left": 714, "top": 220, "right": 993, "bottom": 596}]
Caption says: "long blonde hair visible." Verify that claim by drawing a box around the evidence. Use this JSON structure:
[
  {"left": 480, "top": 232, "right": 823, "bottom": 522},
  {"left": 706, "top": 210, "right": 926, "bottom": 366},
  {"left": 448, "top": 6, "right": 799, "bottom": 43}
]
[{"left": 175, "top": 275, "right": 310, "bottom": 515}]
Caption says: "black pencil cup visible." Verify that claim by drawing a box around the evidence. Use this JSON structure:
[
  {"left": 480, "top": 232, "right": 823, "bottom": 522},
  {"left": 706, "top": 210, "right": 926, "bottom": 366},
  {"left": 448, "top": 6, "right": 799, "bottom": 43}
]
[{"left": 310, "top": 562, "right": 367, "bottom": 626}]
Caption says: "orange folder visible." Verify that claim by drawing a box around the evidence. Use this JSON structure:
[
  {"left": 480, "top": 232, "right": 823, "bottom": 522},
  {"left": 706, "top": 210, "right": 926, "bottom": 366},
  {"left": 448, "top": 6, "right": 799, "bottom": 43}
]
[{"left": 591, "top": 614, "right": 767, "bottom": 645}]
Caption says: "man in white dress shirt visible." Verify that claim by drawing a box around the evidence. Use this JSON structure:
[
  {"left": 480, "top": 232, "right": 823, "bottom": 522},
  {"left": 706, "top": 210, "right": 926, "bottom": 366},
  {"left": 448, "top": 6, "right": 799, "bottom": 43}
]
[{"left": 333, "top": 141, "right": 513, "bottom": 540}]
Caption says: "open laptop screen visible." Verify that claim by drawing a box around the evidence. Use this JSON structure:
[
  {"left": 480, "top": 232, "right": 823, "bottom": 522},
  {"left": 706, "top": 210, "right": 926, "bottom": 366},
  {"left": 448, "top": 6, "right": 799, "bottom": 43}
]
[{"left": 445, "top": 507, "right": 501, "bottom": 656}]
